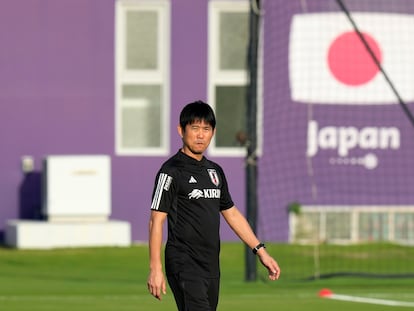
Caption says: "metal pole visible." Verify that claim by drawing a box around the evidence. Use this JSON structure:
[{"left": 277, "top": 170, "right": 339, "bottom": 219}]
[{"left": 245, "top": 0, "right": 261, "bottom": 282}]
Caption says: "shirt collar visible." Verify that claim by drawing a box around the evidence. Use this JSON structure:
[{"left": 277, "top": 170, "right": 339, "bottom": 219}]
[{"left": 177, "top": 149, "right": 207, "bottom": 166}]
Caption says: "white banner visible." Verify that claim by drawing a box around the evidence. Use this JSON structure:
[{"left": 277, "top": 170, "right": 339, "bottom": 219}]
[{"left": 289, "top": 13, "right": 414, "bottom": 104}]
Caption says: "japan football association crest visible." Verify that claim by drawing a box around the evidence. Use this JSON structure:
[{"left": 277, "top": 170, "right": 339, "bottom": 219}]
[{"left": 207, "top": 169, "right": 219, "bottom": 187}]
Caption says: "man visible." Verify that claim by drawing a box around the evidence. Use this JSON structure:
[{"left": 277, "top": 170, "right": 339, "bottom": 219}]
[{"left": 147, "top": 101, "right": 280, "bottom": 310}]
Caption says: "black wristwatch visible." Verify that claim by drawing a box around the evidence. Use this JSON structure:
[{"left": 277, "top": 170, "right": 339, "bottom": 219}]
[{"left": 252, "top": 243, "right": 266, "bottom": 255}]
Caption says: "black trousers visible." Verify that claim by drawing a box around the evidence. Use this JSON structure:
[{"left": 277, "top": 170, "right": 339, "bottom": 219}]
[{"left": 167, "top": 274, "right": 220, "bottom": 311}]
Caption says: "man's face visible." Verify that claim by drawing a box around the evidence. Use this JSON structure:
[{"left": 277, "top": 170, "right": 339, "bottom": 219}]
[{"left": 179, "top": 120, "right": 215, "bottom": 156}]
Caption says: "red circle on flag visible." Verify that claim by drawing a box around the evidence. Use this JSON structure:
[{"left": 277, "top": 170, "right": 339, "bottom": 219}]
[{"left": 328, "top": 31, "right": 382, "bottom": 86}]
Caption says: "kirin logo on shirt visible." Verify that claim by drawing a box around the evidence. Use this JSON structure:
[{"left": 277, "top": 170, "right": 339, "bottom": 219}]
[
  {"left": 188, "top": 189, "right": 221, "bottom": 200},
  {"left": 207, "top": 169, "right": 219, "bottom": 187}
]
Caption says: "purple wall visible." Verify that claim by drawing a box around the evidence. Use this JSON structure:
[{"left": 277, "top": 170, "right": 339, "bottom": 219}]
[
  {"left": 0, "top": 0, "right": 116, "bottom": 238},
  {"left": 0, "top": 0, "right": 246, "bottom": 242}
]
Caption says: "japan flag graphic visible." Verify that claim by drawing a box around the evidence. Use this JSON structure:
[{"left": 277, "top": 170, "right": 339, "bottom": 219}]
[{"left": 289, "top": 13, "right": 414, "bottom": 104}]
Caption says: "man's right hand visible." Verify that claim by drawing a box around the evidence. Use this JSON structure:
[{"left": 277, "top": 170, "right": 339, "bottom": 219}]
[{"left": 147, "top": 269, "right": 167, "bottom": 300}]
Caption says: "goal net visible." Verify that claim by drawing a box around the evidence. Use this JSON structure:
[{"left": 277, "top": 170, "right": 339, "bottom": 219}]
[{"left": 256, "top": 0, "right": 414, "bottom": 279}]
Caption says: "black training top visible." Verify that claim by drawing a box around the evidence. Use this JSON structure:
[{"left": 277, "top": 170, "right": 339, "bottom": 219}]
[{"left": 150, "top": 150, "right": 234, "bottom": 278}]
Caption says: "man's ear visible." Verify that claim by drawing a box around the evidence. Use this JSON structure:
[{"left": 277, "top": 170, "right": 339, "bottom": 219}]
[{"left": 177, "top": 125, "right": 183, "bottom": 138}]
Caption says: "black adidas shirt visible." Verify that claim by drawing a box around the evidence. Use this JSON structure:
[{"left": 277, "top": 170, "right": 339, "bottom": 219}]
[{"left": 150, "top": 150, "right": 234, "bottom": 278}]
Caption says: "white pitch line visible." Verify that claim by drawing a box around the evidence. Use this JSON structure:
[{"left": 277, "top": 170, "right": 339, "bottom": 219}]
[{"left": 327, "top": 294, "right": 414, "bottom": 307}]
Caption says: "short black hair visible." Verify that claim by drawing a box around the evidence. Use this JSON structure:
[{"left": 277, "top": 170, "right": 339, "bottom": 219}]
[{"left": 179, "top": 100, "right": 216, "bottom": 130}]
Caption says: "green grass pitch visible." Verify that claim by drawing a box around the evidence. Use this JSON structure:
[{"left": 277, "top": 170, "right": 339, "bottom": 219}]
[{"left": 0, "top": 243, "right": 413, "bottom": 310}]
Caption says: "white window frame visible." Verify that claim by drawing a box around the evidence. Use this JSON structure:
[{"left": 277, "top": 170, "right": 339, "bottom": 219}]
[
  {"left": 115, "top": 0, "right": 170, "bottom": 156},
  {"left": 208, "top": 0, "right": 263, "bottom": 157}
]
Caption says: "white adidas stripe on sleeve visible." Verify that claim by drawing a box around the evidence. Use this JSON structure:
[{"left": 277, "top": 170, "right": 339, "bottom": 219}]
[{"left": 151, "top": 173, "right": 168, "bottom": 210}]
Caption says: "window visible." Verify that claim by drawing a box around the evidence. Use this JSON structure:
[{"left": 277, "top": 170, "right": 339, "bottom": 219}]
[
  {"left": 115, "top": 0, "right": 170, "bottom": 155},
  {"left": 394, "top": 212, "right": 414, "bottom": 241},
  {"left": 359, "top": 212, "right": 389, "bottom": 241},
  {"left": 209, "top": 1, "right": 261, "bottom": 156},
  {"left": 290, "top": 206, "right": 414, "bottom": 244}
]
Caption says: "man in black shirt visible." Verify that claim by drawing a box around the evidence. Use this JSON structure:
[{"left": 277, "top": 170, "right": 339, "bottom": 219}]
[{"left": 147, "top": 101, "right": 280, "bottom": 310}]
